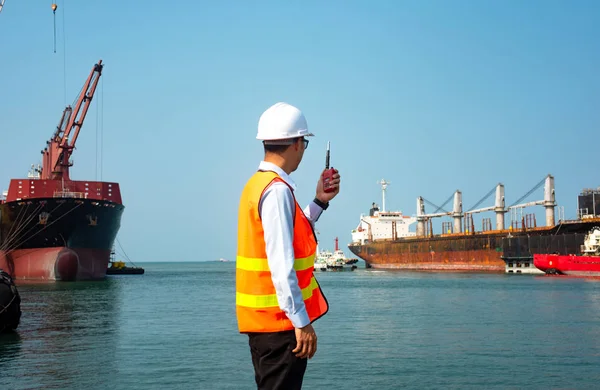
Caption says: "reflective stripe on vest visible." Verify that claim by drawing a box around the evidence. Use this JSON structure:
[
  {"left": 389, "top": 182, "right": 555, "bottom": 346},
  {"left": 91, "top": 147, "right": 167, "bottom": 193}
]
[
  {"left": 236, "top": 254, "right": 315, "bottom": 272},
  {"left": 236, "top": 170, "right": 329, "bottom": 333},
  {"left": 236, "top": 276, "right": 319, "bottom": 308}
]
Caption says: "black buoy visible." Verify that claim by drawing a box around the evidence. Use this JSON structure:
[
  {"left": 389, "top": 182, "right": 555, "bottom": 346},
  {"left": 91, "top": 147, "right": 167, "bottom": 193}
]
[{"left": 0, "top": 269, "right": 21, "bottom": 333}]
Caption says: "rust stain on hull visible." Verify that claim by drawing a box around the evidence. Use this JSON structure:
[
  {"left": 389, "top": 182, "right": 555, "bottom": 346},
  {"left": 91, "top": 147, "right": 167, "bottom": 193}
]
[
  {"left": 363, "top": 249, "right": 504, "bottom": 272},
  {"left": 349, "top": 235, "right": 506, "bottom": 272}
]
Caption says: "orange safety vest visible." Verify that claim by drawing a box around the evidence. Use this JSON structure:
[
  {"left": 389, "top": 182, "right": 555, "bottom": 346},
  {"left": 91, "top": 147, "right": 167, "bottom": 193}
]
[{"left": 236, "top": 170, "right": 329, "bottom": 333}]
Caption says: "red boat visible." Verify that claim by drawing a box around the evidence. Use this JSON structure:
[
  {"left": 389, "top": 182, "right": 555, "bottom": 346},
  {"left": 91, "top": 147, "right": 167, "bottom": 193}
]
[
  {"left": 534, "top": 226, "right": 600, "bottom": 276},
  {"left": 0, "top": 60, "right": 125, "bottom": 281}
]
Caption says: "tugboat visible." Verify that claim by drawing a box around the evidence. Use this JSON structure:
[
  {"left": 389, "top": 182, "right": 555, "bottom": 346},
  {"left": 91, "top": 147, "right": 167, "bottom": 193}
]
[
  {"left": 314, "top": 237, "right": 358, "bottom": 271},
  {"left": 330, "top": 237, "right": 359, "bottom": 270},
  {"left": 314, "top": 249, "right": 330, "bottom": 272},
  {"left": 106, "top": 248, "right": 144, "bottom": 275},
  {"left": 107, "top": 260, "right": 144, "bottom": 275}
]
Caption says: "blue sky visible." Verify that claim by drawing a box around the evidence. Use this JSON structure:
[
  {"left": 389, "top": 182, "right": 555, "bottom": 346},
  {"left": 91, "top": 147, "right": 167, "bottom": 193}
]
[{"left": 1, "top": 0, "right": 598, "bottom": 262}]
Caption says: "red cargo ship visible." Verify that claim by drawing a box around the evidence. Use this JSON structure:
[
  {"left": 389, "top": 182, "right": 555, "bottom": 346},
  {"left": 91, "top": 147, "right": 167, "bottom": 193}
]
[
  {"left": 0, "top": 60, "right": 125, "bottom": 281},
  {"left": 534, "top": 227, "right": 600, "bottom": 276}
]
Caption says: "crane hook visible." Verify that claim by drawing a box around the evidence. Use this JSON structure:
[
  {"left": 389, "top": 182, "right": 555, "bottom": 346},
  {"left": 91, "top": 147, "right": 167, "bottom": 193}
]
[{"left": 52, "top": 4, "right": 58, "bottom": 53}]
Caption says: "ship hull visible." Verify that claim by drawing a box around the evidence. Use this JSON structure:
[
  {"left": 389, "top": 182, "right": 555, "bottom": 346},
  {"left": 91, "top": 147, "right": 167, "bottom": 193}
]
[
  {"left": 348, "top": 220, "right": 600, "bottom": 272},
  {"left": 0, "top": 197, "right": 124, "bottom": 281},
  {"left": 533, "top": 254, "right": 600, "bottom": 276},
  {"left": 0, "top": 247, "right": 111, "bottom": 281},
  {"left": 348, "top": 240, "right": 505, "bottom": 272}
]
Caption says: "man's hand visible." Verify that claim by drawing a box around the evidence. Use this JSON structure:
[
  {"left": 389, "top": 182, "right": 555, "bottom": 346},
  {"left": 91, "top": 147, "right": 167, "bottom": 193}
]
[
  {"left": 292, "top": 324, "right": 318, "bottom": 359},
  {"left": 315, "top": 168, "right": 340, "bottom": 203}
]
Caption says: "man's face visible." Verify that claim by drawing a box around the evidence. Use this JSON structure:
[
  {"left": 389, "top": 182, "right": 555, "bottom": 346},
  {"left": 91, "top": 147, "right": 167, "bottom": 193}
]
[{"left": 291, "top": 137, "right": 308, "bottom": 172}]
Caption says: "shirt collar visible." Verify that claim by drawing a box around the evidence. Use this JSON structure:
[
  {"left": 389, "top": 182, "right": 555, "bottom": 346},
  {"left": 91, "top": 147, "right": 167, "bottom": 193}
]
[{"left": 258, "top": 161, "right": 297, "bottom": 191}]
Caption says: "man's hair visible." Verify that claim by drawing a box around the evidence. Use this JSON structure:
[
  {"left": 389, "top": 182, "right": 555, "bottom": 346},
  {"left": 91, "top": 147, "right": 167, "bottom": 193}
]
[{"left": 263, "top": 138, "right": 299, "bottom": 154}]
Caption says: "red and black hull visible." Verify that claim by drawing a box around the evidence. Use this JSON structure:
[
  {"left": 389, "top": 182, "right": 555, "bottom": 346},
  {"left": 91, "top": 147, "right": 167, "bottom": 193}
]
[{"left": 0, "top": 197, "right": 124, "bottom": 281}]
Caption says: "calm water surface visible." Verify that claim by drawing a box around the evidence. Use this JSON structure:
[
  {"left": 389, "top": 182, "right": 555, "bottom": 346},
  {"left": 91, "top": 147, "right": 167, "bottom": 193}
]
[{"left": 1, "top": 262, "right": 600, "bottom": 389}]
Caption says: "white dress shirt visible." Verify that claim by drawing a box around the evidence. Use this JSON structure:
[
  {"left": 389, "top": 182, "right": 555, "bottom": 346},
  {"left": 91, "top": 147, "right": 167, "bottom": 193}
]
[{"left": 257, "top": 161, "right": 324, "bottom": 328}]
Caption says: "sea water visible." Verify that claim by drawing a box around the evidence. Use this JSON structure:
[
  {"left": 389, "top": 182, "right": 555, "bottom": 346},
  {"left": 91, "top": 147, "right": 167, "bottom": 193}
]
[{"left": 1, "top": 261, "right": 600, "bottom": 389}]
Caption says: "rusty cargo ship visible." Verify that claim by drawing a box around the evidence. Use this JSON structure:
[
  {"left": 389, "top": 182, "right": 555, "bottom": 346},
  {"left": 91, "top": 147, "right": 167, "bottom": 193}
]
[
  {"left": 0, "top": 60, "right": 125, "bottom": 281},
  {"left": 347, "top": 178, "right": 600, "bottom": 273}
]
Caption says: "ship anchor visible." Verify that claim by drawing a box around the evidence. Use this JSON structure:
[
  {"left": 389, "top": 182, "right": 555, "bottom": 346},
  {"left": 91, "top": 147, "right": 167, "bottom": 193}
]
[
  {"left": 87, "top": 215, "right": 98, "bottom": 226},
  {"left": 39, "top": 212, "right": 51, "bottom": 225}
]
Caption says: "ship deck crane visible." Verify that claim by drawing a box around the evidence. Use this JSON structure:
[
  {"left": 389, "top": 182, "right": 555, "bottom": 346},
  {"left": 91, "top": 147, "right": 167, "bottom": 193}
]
[
  {"left": 421, "top": 211, "right": 452, "bottom": 218},
  {"left": 416, "top": 175, "right": 555, "bottom": 236},
  {"left": 41, "top": 60, "right": 103, "bottom": 181}
]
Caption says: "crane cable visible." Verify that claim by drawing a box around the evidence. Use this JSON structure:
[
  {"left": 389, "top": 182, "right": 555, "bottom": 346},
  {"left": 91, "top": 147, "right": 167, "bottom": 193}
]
[
  {"left": 62, "top": 1, "right": 67, "bottom": 106},
  {"left": 51, "top": 1, "right": 69, "bottom": 111},
  {"left": 508, "top": 176, "right": 546, "bottom": 209},
  {"left": 52, "top": 3, "right": 57, "bottom": 53},
  {"left": 467, "top": 185, "right": 498, "bottom": 212},
  {"left": 422, "top": 197, "right": 450, "bottom": 214}
]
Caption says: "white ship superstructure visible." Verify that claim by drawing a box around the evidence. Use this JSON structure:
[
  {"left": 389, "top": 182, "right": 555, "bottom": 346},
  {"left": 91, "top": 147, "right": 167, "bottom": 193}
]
[
  {"left": 351, "top": 180, "right": 417, "bottom": 245},
  {"left": 581, "top": 227, "right": 600, "bottom": 256}
]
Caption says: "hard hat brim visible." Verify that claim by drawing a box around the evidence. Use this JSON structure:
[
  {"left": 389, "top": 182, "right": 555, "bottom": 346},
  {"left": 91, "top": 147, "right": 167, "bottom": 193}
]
[{"left": 256, "top": 130, "right": 314, "bottom": 141}]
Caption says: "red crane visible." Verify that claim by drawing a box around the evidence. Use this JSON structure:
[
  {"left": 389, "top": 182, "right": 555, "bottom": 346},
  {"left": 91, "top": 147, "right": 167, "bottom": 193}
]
[{"left": 41, "top": 59, "right": 103, "bottom": 181}]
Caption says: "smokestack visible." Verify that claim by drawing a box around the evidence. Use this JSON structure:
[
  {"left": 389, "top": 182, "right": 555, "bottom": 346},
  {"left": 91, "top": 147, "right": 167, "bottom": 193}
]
[
  {"left": 453, "top": 190, "right": 462, "bottom": 233},
  {"left": 495, "top": 183, "right": 505, "bottom": 230},
  {"left": 416, "top": 196, "right": 426, "bottom": 236},
  {"left": 544, "top": 174, "right": 556, "bottom": 226}
]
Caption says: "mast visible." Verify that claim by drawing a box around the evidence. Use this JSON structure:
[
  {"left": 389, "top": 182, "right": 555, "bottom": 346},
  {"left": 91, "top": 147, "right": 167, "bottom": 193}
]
[{"left": 377, "top": 179, "right": 390, "bottom": 212}]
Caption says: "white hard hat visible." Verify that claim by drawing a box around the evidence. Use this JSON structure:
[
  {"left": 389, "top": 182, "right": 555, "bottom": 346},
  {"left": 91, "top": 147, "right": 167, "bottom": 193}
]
[{"left": 256, "top": 102, "right": 314, "bottom": 141}]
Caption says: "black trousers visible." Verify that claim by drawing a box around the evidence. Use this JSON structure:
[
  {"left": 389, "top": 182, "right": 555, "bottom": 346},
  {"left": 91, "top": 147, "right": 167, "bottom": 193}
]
[{"left": 248, "top": 330, "right": 308, "bottom": 390}]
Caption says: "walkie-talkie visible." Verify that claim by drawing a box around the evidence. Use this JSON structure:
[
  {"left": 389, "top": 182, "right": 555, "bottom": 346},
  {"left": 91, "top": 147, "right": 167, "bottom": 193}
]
[{"left": 322, "top": 141, "right": 335, "bottom": 193}]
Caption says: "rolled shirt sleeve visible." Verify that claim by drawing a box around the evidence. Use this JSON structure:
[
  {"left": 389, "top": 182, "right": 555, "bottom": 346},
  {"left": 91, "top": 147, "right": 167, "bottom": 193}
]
[{"left": 304, "top": 201, "right": 324, "bottom": 225}]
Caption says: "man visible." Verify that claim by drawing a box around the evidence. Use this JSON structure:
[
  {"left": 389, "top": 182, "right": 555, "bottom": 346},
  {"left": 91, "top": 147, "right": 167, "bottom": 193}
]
[{"left": 236, "top": 102, "right": 341, "bottom": 389}]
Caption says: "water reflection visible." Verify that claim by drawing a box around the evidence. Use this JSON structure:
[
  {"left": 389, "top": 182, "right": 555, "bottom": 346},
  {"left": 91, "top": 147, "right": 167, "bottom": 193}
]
[
  {"left": 0, "top": 331, "right": 22, "bottom": 364},
  {"left": 3, "top": 279, "right": 122, "bottom": 389}
]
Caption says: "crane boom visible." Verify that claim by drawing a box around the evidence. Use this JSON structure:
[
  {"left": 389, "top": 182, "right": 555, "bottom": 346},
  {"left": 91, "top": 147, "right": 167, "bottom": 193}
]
[
  {"left": 0, "top": 0, "right": 5, "bottom": 14},
  {"left": 41, "top": 60, "right": 103, "bottom": 180}
]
